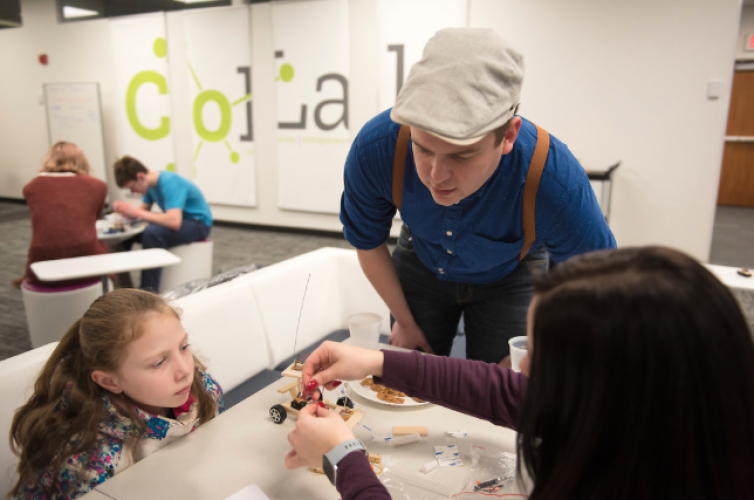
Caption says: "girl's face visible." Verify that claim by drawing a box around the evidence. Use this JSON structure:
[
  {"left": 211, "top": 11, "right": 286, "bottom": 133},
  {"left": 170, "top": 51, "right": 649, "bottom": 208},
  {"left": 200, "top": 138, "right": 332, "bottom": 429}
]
[
  {"left": 518, "top": 295, "right": 537, "bottom": 376},
  {"left": 93, "top": 312, "right": 194, "bottom": 416}
]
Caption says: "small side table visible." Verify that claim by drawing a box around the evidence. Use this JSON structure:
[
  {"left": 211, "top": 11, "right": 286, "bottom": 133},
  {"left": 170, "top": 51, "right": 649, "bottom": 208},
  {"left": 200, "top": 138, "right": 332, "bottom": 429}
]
[{"left": 30, "top": 249, "right": 181, "bottom": 293}]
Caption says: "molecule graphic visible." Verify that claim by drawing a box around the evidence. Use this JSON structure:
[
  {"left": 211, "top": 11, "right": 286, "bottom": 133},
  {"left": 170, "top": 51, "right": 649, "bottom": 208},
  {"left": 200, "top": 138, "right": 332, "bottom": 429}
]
[{"left": 185, "top": 58, "right": 251, "bottom": 168}]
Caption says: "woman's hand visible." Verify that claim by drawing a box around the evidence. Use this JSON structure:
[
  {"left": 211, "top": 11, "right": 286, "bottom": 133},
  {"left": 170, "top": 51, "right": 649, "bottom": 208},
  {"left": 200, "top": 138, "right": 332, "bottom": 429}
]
[
  {"left": 284, "top": 403, "right": 355, "bottom": 469},
  {"left": 302, "top": 341, "right": 384, "bottom": 397}
]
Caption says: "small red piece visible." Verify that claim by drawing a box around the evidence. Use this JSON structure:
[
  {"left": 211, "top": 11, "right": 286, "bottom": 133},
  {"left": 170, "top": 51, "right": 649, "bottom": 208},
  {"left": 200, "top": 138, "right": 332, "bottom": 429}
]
[
  {"left": 306, "top": 380, "right": 318, "bottom": 390},
  {"left": 332, "top": 380, "right": 342, "bottom": 388},
  {"left": 318, "top": 401, "right": 326, "bottom": 408},
  {"left": 38, "top": 54, "right": 48, "bottom": 65}
]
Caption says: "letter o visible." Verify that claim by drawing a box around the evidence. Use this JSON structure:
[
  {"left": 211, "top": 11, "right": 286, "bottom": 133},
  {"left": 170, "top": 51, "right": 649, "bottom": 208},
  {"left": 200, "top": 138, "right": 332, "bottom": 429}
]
[{"left": 193, "top": 90, "right": 232, "bottom": 142}]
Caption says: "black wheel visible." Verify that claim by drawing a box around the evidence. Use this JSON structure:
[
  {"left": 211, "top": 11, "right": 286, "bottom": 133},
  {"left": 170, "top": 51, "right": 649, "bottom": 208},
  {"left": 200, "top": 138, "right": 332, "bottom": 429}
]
[
  {"left": 337, "top": 397, "right": 355, "bottom": 409},
  {"left": 291, "top": 399, "right": 307, "bottom": 410},
  {"left": 269, "top": 404, "right": 287, "bottom": 424}
]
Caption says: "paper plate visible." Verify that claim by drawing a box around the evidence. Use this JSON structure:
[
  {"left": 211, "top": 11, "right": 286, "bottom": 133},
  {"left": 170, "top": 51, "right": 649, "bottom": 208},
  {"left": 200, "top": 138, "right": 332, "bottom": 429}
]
[{"left": 349, "top": 379, "right": 429, "bottom": 407}]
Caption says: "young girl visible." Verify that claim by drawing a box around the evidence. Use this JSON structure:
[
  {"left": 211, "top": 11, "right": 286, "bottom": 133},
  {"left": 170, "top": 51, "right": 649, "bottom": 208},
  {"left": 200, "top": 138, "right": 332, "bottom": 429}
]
[
  {"left": 287, "top": 246, "right": 754, "bottom": 500},
  {"left": 10, "top": 289, "right": 224, "bottom": 499}
]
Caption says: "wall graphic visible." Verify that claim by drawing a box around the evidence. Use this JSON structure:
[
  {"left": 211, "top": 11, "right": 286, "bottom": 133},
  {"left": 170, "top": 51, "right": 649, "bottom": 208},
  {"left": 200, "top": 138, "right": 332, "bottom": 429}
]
[
  {"left": 110, "top": 13, "right": 175, "bottom": 173},
  {"left": 272, "top": 0, "right": 350, "bottom": 214},
  {"left": 378, "top": 0, "right": 468, "bottom": 111},
  {"left": 183, "top": 7, "right": 256, "bottom": 207}
]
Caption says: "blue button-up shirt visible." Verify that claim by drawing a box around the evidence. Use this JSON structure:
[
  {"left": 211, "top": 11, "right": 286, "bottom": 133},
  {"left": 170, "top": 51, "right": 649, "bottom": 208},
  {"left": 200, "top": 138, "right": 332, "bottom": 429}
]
[{"left": 340, "top": 109, "right": 616, "bottom": 284}]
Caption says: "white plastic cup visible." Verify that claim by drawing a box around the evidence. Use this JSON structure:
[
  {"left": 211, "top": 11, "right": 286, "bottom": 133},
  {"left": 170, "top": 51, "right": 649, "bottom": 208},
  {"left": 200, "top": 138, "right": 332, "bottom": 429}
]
[
  {"left": 508, "top": 336, "right": 528, "bottom": 372},
  {"left": 348, "top": 313, "right": 382, "bottom": 350}
]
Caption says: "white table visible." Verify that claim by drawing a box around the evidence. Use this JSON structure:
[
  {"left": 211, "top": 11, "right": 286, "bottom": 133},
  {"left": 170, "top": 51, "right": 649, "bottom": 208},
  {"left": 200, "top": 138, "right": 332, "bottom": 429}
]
[
  {"left": 85, "top": 345, "right": 519, "bottom": 500},
  {"left": 706, "top": 264, "right": 754, "bottom": 331},
  {"left": 97, "top": 223, "right": 146, "bottom": 244},
  {"left": 30, "top": 249, "right": 181, "bottom": 293}
]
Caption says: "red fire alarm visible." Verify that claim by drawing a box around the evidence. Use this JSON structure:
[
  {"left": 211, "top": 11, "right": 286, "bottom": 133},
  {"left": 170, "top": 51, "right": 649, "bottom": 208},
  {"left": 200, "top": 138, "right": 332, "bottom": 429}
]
[{"left": 38, "top": 54, "right": 48, "bottom": 65}]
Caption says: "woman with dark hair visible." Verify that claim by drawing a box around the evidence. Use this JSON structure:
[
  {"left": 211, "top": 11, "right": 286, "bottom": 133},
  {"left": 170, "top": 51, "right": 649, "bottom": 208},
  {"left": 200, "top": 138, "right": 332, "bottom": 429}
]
[{"left": 286, "top": 246, "right": 754, "bottom": 500}]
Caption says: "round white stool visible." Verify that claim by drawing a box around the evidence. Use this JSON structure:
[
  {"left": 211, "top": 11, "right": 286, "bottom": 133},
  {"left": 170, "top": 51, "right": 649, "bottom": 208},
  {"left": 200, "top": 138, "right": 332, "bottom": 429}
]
[
  {"left": 21, "top": 279, "right": 107, "bottom": 348},
  {"left": 159, "top": 240, "right": 214, "bottom": 293}
]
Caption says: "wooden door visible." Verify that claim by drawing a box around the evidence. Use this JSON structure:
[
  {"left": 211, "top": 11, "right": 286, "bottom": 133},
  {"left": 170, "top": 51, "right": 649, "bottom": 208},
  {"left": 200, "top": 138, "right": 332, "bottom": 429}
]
[{"left": 718, "top": 70, "right": 754, "bottom": 206}]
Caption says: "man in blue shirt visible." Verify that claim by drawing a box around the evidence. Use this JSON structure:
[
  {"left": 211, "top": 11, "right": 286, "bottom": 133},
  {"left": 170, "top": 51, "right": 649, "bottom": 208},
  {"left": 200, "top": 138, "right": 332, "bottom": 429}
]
[
  {"left": 113, "top": 156, "right": 212, "bottom": 291},
  {"left": 341, "top": 28, "right": 616, "bottom": 365}
]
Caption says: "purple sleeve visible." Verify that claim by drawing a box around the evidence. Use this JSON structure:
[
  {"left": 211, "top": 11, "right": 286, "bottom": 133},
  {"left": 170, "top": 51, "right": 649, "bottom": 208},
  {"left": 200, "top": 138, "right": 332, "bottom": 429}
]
[
  {"left": 336, "top": 452, "right": 390, "bottom": 500},
  {"left": 374, "top": 350, "right": 528, "bottom": 429}
]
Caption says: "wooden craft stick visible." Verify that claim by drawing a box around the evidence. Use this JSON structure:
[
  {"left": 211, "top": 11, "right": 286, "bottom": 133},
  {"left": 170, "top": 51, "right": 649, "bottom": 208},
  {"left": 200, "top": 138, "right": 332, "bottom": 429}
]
[{"left": 392, "top": 425, "right": 428, "bottom": 437}]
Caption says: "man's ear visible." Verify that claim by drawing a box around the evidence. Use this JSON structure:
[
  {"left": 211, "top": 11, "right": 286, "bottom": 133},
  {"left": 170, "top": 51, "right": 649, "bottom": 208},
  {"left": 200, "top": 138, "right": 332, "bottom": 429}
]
[
  {"left": 92, "top": 370, "right": 123, "bottom": 394},
  {"left": 501, "top": 116, "right": 523, "bottom": 155}
]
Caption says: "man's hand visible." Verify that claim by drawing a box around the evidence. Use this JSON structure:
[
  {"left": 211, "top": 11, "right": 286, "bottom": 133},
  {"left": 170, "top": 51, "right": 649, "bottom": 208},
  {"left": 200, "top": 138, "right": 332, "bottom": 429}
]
[
  {"left": 498, "top": 356, "right": 512, "bottom": 369},
  {"left": 113, "top": 200, "right": 140, "bottom": 219},
  {"left": 284, "top": 403, "right": 355, "bottom": 470},
  {"left": 389, "top": 321, "right": 434, "bottom": 353},
  {"left": 301, "top": 341, "right": 383, "bottom": 399}
]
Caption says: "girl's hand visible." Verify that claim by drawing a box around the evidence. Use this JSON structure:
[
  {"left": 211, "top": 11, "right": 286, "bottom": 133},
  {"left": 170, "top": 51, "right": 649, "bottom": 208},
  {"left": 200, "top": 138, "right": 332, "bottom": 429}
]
[
  {"left": 284, "top": 403, "right": 355, "bottom": 469},
  {"left": 301, "top": 341, "right": 384, "bottom": 397}
]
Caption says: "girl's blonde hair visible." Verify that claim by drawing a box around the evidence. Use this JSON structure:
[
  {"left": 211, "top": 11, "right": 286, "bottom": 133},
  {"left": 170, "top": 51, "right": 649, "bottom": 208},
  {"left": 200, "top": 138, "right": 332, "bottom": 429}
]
[
  {"left": 40, "top": 141, "right": 91, "bottom": 175},
  {"left": 9, "top": 289, "right": 218, "bottom": 497}
]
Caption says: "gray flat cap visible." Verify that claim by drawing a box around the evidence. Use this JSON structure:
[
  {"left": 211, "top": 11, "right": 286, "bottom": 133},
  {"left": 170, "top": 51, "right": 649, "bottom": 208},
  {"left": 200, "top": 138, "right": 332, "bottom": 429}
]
[{"left": 390, "top": 27, "right": 524, "bottom": 146}]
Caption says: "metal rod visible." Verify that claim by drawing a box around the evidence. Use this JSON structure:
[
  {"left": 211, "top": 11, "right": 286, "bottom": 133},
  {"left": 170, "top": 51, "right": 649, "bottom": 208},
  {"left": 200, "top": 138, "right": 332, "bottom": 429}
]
[{"left": 292, "top": 274, "right": 312, "bottom": 358}]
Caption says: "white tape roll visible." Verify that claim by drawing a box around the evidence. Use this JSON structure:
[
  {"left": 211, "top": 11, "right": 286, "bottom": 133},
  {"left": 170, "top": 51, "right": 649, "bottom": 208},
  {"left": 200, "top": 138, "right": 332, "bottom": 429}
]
[{"left": 389, "top": 433, "right": 421, "bottom": 447}]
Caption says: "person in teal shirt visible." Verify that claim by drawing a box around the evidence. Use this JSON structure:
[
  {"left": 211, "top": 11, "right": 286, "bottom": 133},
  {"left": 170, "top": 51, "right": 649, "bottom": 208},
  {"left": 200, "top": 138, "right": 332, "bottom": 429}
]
[{"left": 113, "top": 156, "right": 212, "bottom": 291}]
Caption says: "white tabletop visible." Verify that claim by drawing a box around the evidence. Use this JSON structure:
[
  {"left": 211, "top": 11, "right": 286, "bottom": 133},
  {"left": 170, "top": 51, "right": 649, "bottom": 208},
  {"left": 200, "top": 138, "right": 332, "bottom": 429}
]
[
  {"left": 97, "top": 223, "right": 146, "bottom": 243},
  {"left": 706, "top": 264, "right": 754, "bottom": 291},
  {"left": 87, "top": 345, "right": 519, "bottom": 500},
  {"left": 30, "top": 249, "right": 181, "bottom": 281}
]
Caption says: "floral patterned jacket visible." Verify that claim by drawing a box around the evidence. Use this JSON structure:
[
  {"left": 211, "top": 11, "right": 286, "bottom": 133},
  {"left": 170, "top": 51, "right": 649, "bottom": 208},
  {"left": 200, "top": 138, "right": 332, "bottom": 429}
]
[{"left": 15, "top": 370, "right": 224, "bottom": 500}]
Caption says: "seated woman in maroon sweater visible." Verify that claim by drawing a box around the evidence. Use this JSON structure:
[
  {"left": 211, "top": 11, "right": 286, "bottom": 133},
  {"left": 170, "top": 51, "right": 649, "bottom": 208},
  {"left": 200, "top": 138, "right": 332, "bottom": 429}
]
[
  {"left": 22, "top": 142, "right": 109, "bottom": 287},
  {"left": 287, "top": 247, "right": 754, "bottom": 500}
]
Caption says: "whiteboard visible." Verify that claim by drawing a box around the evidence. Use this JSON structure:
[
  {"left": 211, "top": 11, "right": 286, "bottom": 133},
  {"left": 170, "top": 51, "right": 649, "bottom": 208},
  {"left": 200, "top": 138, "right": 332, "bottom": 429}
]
[{"left": 44, "top": 83, "right": 108, "bottom": 182}]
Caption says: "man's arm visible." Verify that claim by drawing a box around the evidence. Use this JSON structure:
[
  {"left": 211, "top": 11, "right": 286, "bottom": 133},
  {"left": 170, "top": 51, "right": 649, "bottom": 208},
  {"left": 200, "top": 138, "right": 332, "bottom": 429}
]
[
  {"left": 138, "top": 207, "right": 182, "bottom": 231},
  {"left": 357, "top": 244, "right": 433, "bottom": 353},
  {"left": 114, "top": 201, "right": 182, "bottom": 231}
]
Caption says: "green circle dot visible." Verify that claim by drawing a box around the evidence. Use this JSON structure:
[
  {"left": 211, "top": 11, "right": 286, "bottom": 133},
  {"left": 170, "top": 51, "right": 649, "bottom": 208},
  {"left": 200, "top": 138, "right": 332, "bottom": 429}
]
[
  {"left": 230, "top": 151, "right": 240, "bottom": 164},
  {"left": 279, "top": 63, "right": 294, "bottom": 83},
  {"left": 165, "top": 162, "right": 176, "bottom": 172},
  {"left": 153, "top": 38, "right": 167, "bottom": 58}
]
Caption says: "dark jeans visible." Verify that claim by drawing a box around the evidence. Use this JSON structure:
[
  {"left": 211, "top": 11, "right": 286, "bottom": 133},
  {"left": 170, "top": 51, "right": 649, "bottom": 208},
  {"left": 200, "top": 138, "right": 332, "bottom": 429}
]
[
  {"left": 123, "top": 219, "right": 211, "bottom": 292},
  {"left": 392, "top": 225, "right": 548, "bottom": 363}
]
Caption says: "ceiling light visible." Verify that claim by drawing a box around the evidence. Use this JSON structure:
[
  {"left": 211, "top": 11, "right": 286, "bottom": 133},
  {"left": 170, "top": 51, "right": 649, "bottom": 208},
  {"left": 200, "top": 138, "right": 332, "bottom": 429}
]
[{"left": 62, "top": 5, "right": 99, "bottom": 18}]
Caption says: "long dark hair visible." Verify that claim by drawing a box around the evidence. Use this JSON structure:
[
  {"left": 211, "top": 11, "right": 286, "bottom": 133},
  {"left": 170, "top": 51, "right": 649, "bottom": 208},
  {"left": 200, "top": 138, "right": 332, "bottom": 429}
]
[
  {"left": 517, "top": 246, "right": 754, "bottom": 500},
  {"left": 10, "top": 289, "right": 218, "bottom": 498}
]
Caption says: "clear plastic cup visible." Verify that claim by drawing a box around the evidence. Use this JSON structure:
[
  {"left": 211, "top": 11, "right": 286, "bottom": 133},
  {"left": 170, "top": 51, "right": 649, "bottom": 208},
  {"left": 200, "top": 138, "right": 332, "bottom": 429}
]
[
  {"left": 508, "top": 336, "right": 528, "bottom": 372},
  {"left": 348, "top": 313, "right": 382, "bottom": 350}
]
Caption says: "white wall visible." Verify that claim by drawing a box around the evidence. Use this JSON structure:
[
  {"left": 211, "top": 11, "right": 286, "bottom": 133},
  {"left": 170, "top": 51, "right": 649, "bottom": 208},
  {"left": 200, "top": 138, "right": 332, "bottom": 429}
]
[
  {"left": 0, "top": 0, "right": 121, "bottom": 199},
  {"left": 470, "top": 0, "right": 740, "bottom": 261},
  {"left": 0, "top": 0, "right": 743, "bottom": 260}
]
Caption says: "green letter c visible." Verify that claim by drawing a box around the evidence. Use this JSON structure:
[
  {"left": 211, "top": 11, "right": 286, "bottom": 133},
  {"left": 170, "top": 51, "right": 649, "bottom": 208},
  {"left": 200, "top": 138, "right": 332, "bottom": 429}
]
[{"left": 126, "top": 71, "right": 171, "bottom": 141}]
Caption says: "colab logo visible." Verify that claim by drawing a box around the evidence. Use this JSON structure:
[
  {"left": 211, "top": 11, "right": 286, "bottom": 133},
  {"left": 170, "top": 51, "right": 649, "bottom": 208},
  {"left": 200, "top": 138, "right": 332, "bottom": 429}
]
[
  {"left": 275, "top": 50, "right": 348, "bottom": 132},
  {"left": 125, "top": 37, "right": 252, "bottom": 169}
]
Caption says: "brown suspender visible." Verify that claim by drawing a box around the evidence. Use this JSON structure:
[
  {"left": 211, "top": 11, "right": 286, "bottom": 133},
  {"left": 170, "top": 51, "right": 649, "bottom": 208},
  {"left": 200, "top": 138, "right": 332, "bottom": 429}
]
[
  {"left": 392, "top": 125, "right": 412, "bottom": 212},
  {"left": 519, "top": 124, "right": 550, "bottom": 261},
  {"left": 391, "top": 123, "right": 550, "bottom": 262}
]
